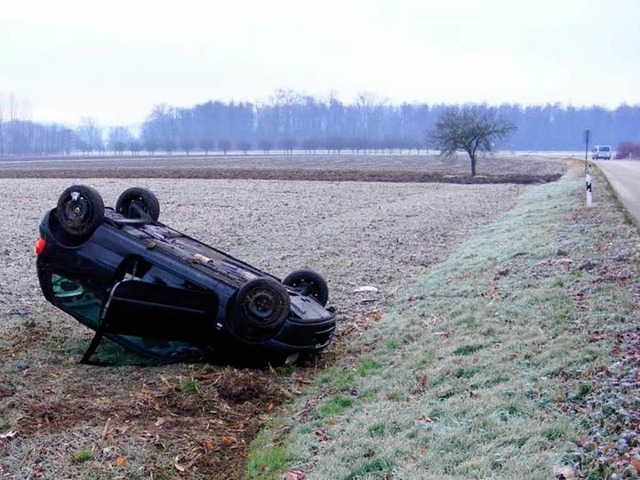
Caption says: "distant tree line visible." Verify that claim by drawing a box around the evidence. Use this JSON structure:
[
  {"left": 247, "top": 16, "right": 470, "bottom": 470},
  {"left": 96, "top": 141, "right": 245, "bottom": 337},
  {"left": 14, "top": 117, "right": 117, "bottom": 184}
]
[
  {"left": 616, "top": 141, "right": 640, "bottom": 159},
  {"left": 1, "top": 89, "right": 638, "bottom": 156}
]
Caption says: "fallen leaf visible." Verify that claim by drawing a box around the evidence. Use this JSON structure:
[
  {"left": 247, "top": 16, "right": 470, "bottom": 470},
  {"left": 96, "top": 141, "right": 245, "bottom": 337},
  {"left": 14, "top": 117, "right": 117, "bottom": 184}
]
[
  {"left": 285, "top": 471, "right": 307, "bottom": 480},
  {"left": 101, "top": 418, "right": 112, "bottom": 440},
  {"left": 155, "top": 417, "right": 167, "bottom": 427},
  {"left": 115, "top": 457, "right": 127, "bottom": 467},
  {"left": 327, "top": 418, "right": 337, "bottom": 426},
  {"left": 174, "top": 458, "right": 186, "bottom": 472},
  {"left": 553, "top": 466, "right": 574, "bottom": 479},
  {"left": 203, "top": 438, "right": 214, "bottom": 453},
  {"left": 221, "top": 436, "right": 235, "bottom": 448}
]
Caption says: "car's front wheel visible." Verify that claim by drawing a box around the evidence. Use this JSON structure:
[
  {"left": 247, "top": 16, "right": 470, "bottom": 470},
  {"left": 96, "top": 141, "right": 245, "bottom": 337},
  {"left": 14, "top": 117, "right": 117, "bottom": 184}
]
[{"left": 228, "top": 278, "right": 291, "bottom": 343}]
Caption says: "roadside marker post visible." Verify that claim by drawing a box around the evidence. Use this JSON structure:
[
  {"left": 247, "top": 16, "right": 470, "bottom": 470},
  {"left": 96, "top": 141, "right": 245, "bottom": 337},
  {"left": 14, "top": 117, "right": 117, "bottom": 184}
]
[
  {"left": 584, "top": 129, "right": 590, "bottom": 174},
  {"left": 586, "top": 169, "right": 593, "bottom": 207},
  {"left": 584, "top": 129, "right": 593, "bottom": 207}
]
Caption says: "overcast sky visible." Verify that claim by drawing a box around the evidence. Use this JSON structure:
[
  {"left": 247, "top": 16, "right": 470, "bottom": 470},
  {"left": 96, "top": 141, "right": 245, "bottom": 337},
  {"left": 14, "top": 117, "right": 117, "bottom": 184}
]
[{"left": 1, "top": 0, "right": 638, "bottom": 126}]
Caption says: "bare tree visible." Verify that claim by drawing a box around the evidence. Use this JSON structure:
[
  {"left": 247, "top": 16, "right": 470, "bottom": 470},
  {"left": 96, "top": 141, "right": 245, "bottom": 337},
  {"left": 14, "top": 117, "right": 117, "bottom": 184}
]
[
  {"left": 302, "top": 138, "right": 318, "bottom": 154},
  {"left": 279, "top": 137, "right": 296, "bottom": 155},
  {"left": 428, "top": 105, "right": 516, "bottom": 176},
  {"left": 180, "top": 136, "right": 196, "bottom": 155},
  {"left": 199, "top": 137, "right": 213, "bottom": 156},
  {"left": 0, "top": 94, "right": 32, "bottom": 156},
  {"left": 77, "top": 117, "right": 104, "bottom": 154},
  {"left": 237, "top": 140, "right": 252, "bottom": 154},
  {"left": 0, "top": 96, "right": 4, "bottom": 156},
  {"left": 108, "top": 126, "right": 133, "bottom": 155},
  {"left": 218, "top": 139, "right": 231, "bottom": 155},
  {"left": 258, "top": 138, "right": 272, "bottom": 154}
]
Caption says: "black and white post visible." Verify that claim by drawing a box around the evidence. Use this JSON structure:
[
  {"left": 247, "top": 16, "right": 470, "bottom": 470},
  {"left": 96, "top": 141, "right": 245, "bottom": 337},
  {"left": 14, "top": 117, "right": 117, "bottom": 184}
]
[
  {"left": 586, "top": 168, "right": 593, "bottom": 207},
  {"left": 584, "top": 129, "right": 593, "bottom": 207}
]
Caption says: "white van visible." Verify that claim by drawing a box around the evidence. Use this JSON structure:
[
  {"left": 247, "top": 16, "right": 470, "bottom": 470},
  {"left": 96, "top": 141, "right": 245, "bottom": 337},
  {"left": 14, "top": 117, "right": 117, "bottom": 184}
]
[{"left": 592, "top": 145, "right": 612, "bottom": 160}]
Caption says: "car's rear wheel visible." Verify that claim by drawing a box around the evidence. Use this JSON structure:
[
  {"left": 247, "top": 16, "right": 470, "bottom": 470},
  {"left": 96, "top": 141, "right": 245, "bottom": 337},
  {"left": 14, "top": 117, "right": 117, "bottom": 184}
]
[
  {"left": 283, "top": 269, "right": 329, "bottom": 306},
  {"left": 229, "top": 278, "right": 290, "bottom": 343},
  {"left": 116, "top": 187, "right": 160, "bottom": 221},
  {"left": 55, "top": 185, "right": 104, "bottom": 237}
]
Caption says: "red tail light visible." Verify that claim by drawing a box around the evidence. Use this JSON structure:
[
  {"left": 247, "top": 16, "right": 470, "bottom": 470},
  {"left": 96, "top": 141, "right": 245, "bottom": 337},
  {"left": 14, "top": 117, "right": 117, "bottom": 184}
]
[{"left": 34, "top": 238, "right": 46, "bottom": 256}]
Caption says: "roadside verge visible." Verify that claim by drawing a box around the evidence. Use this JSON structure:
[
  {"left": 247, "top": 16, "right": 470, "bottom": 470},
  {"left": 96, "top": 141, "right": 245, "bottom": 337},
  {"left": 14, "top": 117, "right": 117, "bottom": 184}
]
[{"left": 247, "top": 163, "right": 640, "bottom": 479}]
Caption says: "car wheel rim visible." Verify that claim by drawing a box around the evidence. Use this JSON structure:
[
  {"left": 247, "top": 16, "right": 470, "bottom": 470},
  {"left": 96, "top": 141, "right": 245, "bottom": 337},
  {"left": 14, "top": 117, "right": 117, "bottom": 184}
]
[
  {"left": 64, "top": 194, "right": 91, "bottom": 229},
  {"left": 246, "top": 290, "right": 278, "bottom": 321}
]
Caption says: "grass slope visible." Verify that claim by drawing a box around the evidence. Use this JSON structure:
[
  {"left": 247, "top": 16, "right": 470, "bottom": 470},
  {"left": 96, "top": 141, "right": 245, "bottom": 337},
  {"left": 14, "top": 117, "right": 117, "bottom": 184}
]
[{"left": 247, "top": 164, "right": 640, "bottom": 479}]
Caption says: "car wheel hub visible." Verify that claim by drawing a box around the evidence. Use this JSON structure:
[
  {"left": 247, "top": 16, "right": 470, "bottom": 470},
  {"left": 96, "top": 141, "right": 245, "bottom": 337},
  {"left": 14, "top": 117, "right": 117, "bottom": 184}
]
[
  {"left": 246, "top": 290, "right": 277, "bottom": 320},
  {"left": 64, "top": 196, "right": 90, "bottom": 228}
]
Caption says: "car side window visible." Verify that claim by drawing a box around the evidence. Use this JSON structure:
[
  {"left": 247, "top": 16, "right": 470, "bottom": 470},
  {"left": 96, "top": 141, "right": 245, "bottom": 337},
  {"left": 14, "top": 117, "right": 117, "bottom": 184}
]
[{"left": 51, "top": 273, "right": 102, "bottom": 327}]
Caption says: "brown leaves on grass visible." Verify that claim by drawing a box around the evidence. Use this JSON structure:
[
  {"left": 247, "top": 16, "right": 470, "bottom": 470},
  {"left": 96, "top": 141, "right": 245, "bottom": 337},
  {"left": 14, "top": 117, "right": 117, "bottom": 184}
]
[
  {"left": 411, "top": 372, "right": 429, "bottom": 396},
  {"left": 285, "top": 470, "right": 307, "bottom": 480},
  {"left": 366, "top": 310, "right": 383, "bottom": 322},
  {"left": 588, "top": 330, "right": 607, "bottom": 343},
  {"left": 420, "top": 415, "right": 433, "bottom": 425},
  {"left": 11, "top": 366, "right": 296, "bottom": 479},
  {"left": 315, "top": 428, "right": 328, "bottom": 443},
  {"left": 572, "top": 328, "right": 640, "bottom": 477},
  {"left": 203, "top": 438, "right": 214, "bottom": 453},
  {"left": 220, "top": 435, "right": 236, "bottom": 448},
  {"left": 338, "top": 308, "right": 385, "bottom": 337},
  {"left": 553, "top": 465, "right": 575, "bottom": 479}
]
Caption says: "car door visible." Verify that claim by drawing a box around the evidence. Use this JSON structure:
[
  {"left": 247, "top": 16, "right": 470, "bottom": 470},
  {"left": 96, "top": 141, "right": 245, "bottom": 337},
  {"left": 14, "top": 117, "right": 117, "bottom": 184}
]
[{"left": 101, "top": 258, "right": 218, "bottom": 344}]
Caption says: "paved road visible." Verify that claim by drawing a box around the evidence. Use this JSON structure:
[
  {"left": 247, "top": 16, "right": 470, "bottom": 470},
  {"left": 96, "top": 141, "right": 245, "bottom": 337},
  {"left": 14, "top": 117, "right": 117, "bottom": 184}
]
[{"left": 595, "top": 160, "right": 640, "bottom": 227}]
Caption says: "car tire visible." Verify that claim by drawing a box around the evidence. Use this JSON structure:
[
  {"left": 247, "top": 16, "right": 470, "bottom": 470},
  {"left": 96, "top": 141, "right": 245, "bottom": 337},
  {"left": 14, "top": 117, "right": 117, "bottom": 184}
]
[
  {"left": 116, "top": 187, "right": 160, "bottom": 221},
  {"left": 237, "top": 278, "right": 290, "bottom": 329},
  {"left": 229, "top": 278, "right": 290, "bottom": 343},
  {"left": 283, "top": 269, "right": 329, "bottom": 306},
  {"left": 55, "top": 185, "right": 105, "bottom": 237}
]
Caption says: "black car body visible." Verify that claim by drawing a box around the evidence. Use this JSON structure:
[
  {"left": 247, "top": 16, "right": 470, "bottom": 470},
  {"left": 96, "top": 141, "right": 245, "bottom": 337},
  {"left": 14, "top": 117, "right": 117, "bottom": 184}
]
[{"left": 35, "top": 185, "right": 336, "bottom": 364}]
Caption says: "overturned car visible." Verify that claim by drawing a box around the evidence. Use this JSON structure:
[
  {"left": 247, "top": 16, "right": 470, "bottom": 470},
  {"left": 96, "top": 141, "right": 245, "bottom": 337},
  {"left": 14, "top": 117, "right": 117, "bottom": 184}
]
[{"left": 35, "top": 185, "right": 336, "bottom": 364}]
